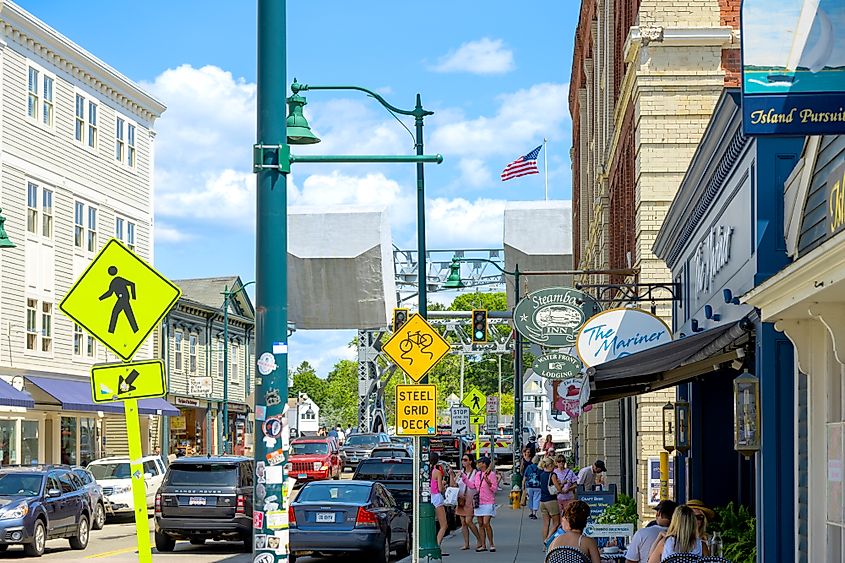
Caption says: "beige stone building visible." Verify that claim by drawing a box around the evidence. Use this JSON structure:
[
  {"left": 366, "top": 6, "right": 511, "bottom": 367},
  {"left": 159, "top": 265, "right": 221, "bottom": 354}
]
[{"left": 569, "top": 0, "right": 740, "bottom": 519}]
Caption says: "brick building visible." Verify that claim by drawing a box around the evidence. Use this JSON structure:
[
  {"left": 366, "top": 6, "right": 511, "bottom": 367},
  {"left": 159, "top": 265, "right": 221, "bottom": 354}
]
[{"left": 568, "top": 0, "right": 740, "bottom": 520}]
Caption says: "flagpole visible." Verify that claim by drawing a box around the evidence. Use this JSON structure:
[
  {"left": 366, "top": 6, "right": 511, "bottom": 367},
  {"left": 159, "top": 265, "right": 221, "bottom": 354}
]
[{"left": 543, "top": 138, "right": 549, "bottom": 200}]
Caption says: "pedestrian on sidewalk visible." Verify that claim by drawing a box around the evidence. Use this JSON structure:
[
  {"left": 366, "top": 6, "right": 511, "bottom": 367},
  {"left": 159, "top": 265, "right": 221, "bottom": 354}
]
[
  {"left": 624, "top": 500, "right": 677, "bottom": 562},
  {"left": 430, "top": 452, "right": 453, "bottom": 555},
  {"left": 542, "top": 434, "right": 556, "bottom": 457},
  {"left": 475, "top": 456, "right": 498, "bottom": 552},
  {"left": 547, "top": 500, "right": 601, "bottom": 563},
  {"left": 456, "top": 454, "right": 482, "bottom": 551},
  {"left": 538, "top": 457, "right": 562, "bottom": 545},
  {"left": 554, "top": 454, "right": 578, "bottom": 513},
  {"left": 577, "top": 459, "right": 607, "bottom": 492},
  {"left": 522, "top": 454, "right": 542, "bottom": 519},
  {"left": 647, "top": 505, "right": 710, "bottom": 562}
]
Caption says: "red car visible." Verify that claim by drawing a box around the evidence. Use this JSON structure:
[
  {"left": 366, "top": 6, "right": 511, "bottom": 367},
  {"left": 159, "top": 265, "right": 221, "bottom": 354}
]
[{"left": 289, "top": 438, "right": 342, "bottom": 483}]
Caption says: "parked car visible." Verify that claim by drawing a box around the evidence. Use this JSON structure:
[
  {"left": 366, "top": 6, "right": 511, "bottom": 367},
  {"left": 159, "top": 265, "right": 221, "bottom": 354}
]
[
  {"left": 369, "top": 445, "right": 413, "bottom": 459},
  {"left": 0, "top": 466, "right": 92, "bottom": 556},
  {"left": 340, "top": 433, "right": 392, "bottom": 471},
  {"left": 289, "top": 437, "right": 342, "bottom": 484},
  {"left": 154, "top": 456, "right": 254, "bottom": 553},
  {"left": 352, "top": 458, "right": 413, "bottom": 514},
  {"left": 389, "top": 436, "right": 413, "bottom": 447},
  {"left": 289, "top": 480, "right": 410, "bottom": 563},
  {"left": 71, "top": 467, "right": 107, "bottom": 530},
  {"left": 87, "top": 455, "right": 166, "bottom": 515}
]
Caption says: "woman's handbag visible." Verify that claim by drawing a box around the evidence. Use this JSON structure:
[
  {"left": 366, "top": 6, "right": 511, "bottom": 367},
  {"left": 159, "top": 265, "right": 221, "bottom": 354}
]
[{"left": 444, "top": 486, "right": 460, "bottom": 506}]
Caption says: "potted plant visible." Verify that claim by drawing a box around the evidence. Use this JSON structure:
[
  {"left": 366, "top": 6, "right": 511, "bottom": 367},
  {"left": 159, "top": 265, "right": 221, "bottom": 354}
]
[{"left": 709, "top": 501, "right": 756, "bottom": 563}]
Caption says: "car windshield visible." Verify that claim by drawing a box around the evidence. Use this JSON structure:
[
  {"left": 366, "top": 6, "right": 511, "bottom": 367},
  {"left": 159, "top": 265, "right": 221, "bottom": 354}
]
[
  {"left": 354, "top": 460, "right": 412, "bottom": 481},
  {"left": 293, "top": 443, "right": 328, "bottom": 455},
  {"left": 0, "top": 473, "right": 42, "bottom": 497},
  {"left": 298, "top": 483, "right": 371, "bottom": 503},
  {"left": 88, "top": 463, "right": 130, "bottom": 480},
  {"left": 345, "top": 435, "right": 378, "bottom": 447},
  {"left": 166, "top": 463, "right": 238, "bottom": 487}
]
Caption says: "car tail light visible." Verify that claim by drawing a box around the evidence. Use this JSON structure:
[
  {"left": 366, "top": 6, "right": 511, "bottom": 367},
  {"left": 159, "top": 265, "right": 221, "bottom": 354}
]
[
  {"left": 355, "top": 507, "right": 379, "bottom": 528},
  {"left": 236, "top": 494, "right": 245, "bottom": 515},
  {"left": 155, "top": 492, "right": 161, "bottom": 516},
  {"left": 454, "top": 439, "right": 459, "bottom": 449},
  {"left": 288, "top": 506, "right": 297, "bottom": 528}
]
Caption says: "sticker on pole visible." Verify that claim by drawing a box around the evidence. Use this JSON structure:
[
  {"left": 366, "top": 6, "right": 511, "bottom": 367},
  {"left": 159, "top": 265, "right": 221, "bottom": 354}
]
[
  {"left": 395, "top": 384, "right": 436, "bottom": 436},
  {"left": 382, "top": 314, "right": 450, "bottom": 382},
  {"left": 91, "top": 359, "right": 167, "bottom": 403},
  {"left": 59, "top": 238, "right": 181, "bottom": 361}
]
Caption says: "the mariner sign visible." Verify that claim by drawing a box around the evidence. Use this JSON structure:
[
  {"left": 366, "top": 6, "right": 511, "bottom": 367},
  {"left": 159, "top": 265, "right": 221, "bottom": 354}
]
[
  {"left": 741, "top": 0, "right": 845, "bottom": 135},
  {"left": 576, "top": 308, "right": 672, "bottom": 367},
  {"left": 514, "top": 287, "right": 601, "bottom": 348}
]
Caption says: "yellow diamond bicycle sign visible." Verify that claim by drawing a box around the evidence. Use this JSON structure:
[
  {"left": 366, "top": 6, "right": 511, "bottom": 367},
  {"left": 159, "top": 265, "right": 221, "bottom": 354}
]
[
  {"left": 382, "top": 314, "right": 450, "bottom": 383},
  {"left": 91, "top": 359, "right": 167, "bottom": 403},
  {"left": 60, "top": 239, "right": 181, "bottom": 361}
]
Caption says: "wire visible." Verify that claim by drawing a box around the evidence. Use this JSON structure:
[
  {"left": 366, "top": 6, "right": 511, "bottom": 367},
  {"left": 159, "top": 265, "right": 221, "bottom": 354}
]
[{"left": 368, "top": 94, "right": 416, "bottom": 147}]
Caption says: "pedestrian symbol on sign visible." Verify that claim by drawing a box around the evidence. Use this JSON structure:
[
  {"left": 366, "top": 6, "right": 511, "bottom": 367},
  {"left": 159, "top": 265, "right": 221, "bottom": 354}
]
[{"left": 100, "top": 266, "right": 138, "bottom": 334}]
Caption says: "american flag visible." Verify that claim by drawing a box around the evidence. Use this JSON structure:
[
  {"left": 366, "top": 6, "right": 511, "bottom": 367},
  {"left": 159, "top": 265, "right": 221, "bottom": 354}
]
[{"left": 501, "top": 145, "right": 542, "bottom": 182}]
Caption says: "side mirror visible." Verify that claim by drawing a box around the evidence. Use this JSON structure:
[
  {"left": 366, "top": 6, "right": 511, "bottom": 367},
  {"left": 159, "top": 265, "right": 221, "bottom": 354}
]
[{"left": 47, "top": 488, "right": 62, "bottom": 498}]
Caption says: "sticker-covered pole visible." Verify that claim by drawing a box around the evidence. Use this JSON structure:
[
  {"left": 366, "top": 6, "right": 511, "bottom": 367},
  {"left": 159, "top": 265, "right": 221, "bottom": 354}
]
[
  {"left": 124, "top": 398, "right": 152, "bottom": 563},
  {"left": 254, "top": 0, "right": 289, "bottom": 560}
]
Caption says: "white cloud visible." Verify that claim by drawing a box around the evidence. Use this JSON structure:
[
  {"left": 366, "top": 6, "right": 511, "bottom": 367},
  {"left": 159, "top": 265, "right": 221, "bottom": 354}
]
[
  {"left": 291, "top": 171, "right": 403, "bottom": 208},
  {"left": 155, "top": 222, "right": 194, "bottom": 243},
  {"left": 431, "top": 38, "right": 515, "bottom": 75},
  {"left": 156, "top": 168, "right": 254, "bottom": 221},
  {"left": 429, "top": 83, "right": 568, "bottom": 158},
  {"left": 425, "top": 197, "right": 507, "bottom": 248},
  {"left": 457, "top": 158, "right": 495, "bottom": 187}
]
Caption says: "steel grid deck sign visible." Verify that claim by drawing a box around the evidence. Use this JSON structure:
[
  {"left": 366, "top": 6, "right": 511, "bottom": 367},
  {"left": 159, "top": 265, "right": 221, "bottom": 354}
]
[
  {"left": 59, "top": 238, "right": 181, "bottom": 361},
  {"left": 395, "top": 384, "right": 437, "bottom": 436},
  {"left": 382, "top": 314, "right": 450, "bottom": 382},
  {"left": 91, "top": 359, "right": 167, "bottom": 402}
]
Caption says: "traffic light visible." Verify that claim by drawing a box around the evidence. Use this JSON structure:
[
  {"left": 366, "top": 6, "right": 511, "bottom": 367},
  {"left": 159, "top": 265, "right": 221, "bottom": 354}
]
[
  {"left": 393, "top": 308, "right": 409, "bottom": 331},
  {"left": 472, "top": 309, "right": 488, "bottom": 343}
]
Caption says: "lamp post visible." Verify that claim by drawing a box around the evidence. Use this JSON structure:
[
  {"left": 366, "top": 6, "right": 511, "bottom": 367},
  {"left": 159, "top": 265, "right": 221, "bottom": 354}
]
[
  {"left": 0, "top": 208, "right": 15, "bottom": 248},
  {"left": 285, "top": 81, "right": 442, "bottom": 561},
  {"left": 222, "top": 280, "right": 255, "bottom": 455}
]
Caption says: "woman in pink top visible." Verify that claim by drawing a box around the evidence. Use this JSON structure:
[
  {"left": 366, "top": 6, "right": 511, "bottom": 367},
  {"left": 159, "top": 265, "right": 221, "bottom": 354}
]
[
  {"left": 474, "top": 457, "right": 498, "bottom": 552},
  {"left": 429, "top": 452, "right": 452, "bottom": 553},
  {"left": 554, "top": 455, "right": 578, "bottom": 513}
]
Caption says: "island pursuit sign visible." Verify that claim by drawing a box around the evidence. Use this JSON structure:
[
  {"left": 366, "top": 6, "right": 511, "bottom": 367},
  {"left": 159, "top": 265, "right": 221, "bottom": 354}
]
[
  {"left": 514, "top": 287, "right": 602, "bottom": 347},
  {"left": 741, "top": 0, "right": 845, "bottom": 135},
  {"left": 575, "top": 308, "right": 672, "bottom": 367}
]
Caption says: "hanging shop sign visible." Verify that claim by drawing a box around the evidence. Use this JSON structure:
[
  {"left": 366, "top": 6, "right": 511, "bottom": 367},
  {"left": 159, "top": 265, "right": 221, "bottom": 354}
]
[
  {"left": 547, "top": 374, "right": 591, "bottom": 419},
  {"left": 741, "top": 0, "right": 845, "bottom": 135},
  {"left": 514, "top": 287, "right": 602, "bottom": 348},
  {"left": 576, "top": 308, "right": 672, "bottom": 367},
  {"left": 532, "top": 352, "right": 582, "bottom": 380}
]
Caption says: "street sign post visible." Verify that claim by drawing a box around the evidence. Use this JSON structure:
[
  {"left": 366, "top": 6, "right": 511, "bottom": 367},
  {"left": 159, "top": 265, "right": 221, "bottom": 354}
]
[
  {"left": 382, "top": 314, "right": 450, "bottom": 382},
  {"left": 59, "top": 238, "right": 179, "bottom": 563},
  {"left": 462, "top": 387, "right": 486, "bottom": 415},
  {"left": 396, "top": 384, "right": 437, "bottom": 436},
  {"left": 450, "top": 406, "right": 470, "bottom": 436}
]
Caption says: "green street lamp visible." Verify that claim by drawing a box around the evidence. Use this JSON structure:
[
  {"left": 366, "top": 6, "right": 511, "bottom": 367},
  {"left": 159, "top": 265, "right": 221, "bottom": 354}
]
[
  {"left": 285, "top": 92, "right": 320, "bottom": 144},
  {"left": 443, "top": 257, "right": 465, "bottom": 289},
  {"left": 221, "top": 280, "right": 255, "bottom": 455},
  {"left": 0, "top": 208, "right": 15, "bottom": 248}
]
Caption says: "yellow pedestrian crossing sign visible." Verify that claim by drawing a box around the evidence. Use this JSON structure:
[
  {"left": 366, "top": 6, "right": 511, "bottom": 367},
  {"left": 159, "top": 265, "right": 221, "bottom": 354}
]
[
  {"left": 91, "top": 359, "right": 167, "bottom": 403},
  {"left": 462, "top": 387, "right": 486, "bottom": 415},
  {"left": 60, "top": 239, "right": 181, "bottom": 361},
  {"left": 382, "top": 314, "right": 450, "bottom": 383}
]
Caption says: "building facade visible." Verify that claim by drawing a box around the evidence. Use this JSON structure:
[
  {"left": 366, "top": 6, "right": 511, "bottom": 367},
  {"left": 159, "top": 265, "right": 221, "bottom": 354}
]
[
  {"left": 569, "top": 0, "right": 740, "bottom": 519},
  {"left": 154, "top": 277, "right": 255, "bottom": 457},
  {"left": 0, "top": 1, "right": 167, "bottom": 464},
  {"left": 289, "top": 393, "right": 320, "bottom": 437}
]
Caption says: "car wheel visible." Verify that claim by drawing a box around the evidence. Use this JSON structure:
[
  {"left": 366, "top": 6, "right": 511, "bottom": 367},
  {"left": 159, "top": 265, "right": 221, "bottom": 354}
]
[
  {"left": 24, "top": 520, "right": 45, "bottom": 557},
  {"left": 93, "top": 502, "right": 106, "bottom": 530},
  {"left": 289, "top": 552, "right": 297, "bottom": 563},
  {"left": 155, "top": 530, "right": 176, "bottom": 552},
  {"left": 0, "top": 544, "right": 8, "bottom": 551},
  {"left": 396, "top": 530, "right": 411, "bottom": 559},
  {"left": 372, "top": 535, "right": 390, "bottom": 563},
  {"left": 189, "top": 537, "right": 205, "bottom": 545},
  {"left": 242, "top": 532, "right": 253, "bottom": 552},
  {"left": 69, "top": 514, "right": 90, "bottom": 550}
]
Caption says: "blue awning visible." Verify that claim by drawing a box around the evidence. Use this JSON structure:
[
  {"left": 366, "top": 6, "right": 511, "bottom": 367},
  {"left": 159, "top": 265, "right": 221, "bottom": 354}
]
[
  {"left": 0, "top": 378, "right": 34, "bottom": 409},
  {"left": 26, "top": 376, "right": 179, "bottom": 416}
]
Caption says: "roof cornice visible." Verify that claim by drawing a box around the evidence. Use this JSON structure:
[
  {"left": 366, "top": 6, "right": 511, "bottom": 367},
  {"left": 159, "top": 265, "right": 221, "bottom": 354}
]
[{"left": 0, "top": 1, "right": 166, "bottom": 122}]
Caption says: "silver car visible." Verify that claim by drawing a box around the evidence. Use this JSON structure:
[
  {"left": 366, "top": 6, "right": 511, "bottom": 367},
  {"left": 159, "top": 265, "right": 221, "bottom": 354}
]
[{"left": 71, "top": 467, "right": 107, "bottom": 530}]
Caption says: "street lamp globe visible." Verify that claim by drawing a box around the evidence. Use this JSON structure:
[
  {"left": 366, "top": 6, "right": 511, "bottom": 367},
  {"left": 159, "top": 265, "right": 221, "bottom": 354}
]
[
  {"left": 286, "top": 92, "right": 321, "bottom": 145},
  {"left": 443, "top": 258, "right": 465, "bottom": 289},
  {"left": 0, "top": 208, "right": 16, "bottom": 248}
]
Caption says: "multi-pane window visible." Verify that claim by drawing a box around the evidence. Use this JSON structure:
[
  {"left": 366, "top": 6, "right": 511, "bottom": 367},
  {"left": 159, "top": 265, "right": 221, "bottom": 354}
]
[
  {"left": 75, "top": 94, "right": 84, "bottom": 142},
  {"left": 87, "top": 207, "right": 97, "bottom": 252},
  {"left": 217, "top": 339, "right": 224, "bottom": 378},
  {"left": 115, "top": 217, "right": 124, "bottom": 240},
  {"left": 115, "top": 118, "right": 125, "bottom": 162},
  {"left": 86, "top": 332, "right": 95, "bottom": 357},
  {"left": 73, "top": 325, "right": 83, "bottom": 355},
  {"left": 127, "top": 222, "right": 135, "bottom": 251},
  {"left": 26, "top": 299, "right": 37, "bottom": 351},
  {"left": 26, "top": 183, "right": 52, "bottom": 238},
  {"left": 26, "top": 299, "right": 52, "bottom": 353},
  {"left": 189, "top": 334, "right": 197, "bottom": 373},
  {"left": 74, "top": 202, "right": 84, "bottom": 248},
  {"left": 26, "top": 183, "right": 37, "bottom": 233},
  {"left": 115, "top": 218, "right": 136, "bottom": 251},
  {"left": 87, "top": 101, "right": 98, "bottom": 149},
  {"left": 231, "top": 343, "right": 239, "bottom": 383},
  {"left": 75, "top": 94, "right": 98, "bottom": 148},
  {"left": 174, "top": 331, "right": 183, "bottom": 371},
  {"left": 27, "top": 67, "right": 54, "bottom": 127},
  {"left": 127, "top": 124, "right": 136, "bottom": 167},
  {"left": 42, "top": 189, "right": 52, "bottom": 238},
  {"left": 41, "top": 303, "right": 52, "bottom": 353}
]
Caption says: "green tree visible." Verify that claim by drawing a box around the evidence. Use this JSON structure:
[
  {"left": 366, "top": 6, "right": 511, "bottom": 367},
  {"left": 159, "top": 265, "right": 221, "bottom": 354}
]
[
  {"left": 289, "top": 361, "right": 327, "bottom": 406},
  {"left": 320, "top": 360, "right": 359, "bottom": 428},
  {"left": 448, "top": 292, "right": 507, "bottom": 312}
]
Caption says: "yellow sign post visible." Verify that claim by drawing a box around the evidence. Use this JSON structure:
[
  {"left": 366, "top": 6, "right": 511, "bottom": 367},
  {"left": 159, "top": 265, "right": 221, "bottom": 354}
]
[
  {"left": 59, "top": 238, "right": 181, "bottom": 361},
  {"left": 59, "top": 238, "right": 180, "bottom": 563},
  {"left": 395, "top": 384, "right": 437, "bottom": 436},
  {"left": 659, "top": 451, "right": 670, "bottom": 501},
  {"left": 382, "top": 314, "right": 450, "bottom": 382},
  {"left": 462, "top": 387, "right": 487, "bottom": 415}
]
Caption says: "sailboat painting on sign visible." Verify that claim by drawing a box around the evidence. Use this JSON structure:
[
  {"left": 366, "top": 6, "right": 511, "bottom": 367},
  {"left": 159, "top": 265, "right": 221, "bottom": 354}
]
[{"left": 742, "top": 0, "right": 845, "bottom": 135}]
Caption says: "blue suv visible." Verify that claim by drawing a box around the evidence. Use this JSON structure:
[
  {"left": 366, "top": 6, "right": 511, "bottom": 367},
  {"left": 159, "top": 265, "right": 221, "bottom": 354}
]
[{"left": 0, "top": 466, "right": 92, "bottom": 556}]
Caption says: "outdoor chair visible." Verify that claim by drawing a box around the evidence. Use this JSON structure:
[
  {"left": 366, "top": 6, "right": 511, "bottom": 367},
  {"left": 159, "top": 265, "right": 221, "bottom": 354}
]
[
  {"left": 663, "top": 554, "right": 702, "bottom": 563},
  {"left": 700, "top": 558, "right": 731, "bottom": 562},
  {"left": 545, "top": 546, "right": 591, "bottom": 563}
]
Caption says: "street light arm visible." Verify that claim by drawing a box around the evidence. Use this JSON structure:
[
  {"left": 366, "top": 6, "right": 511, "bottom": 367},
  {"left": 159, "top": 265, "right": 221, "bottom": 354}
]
[{"left": 291, "top": 82, "right": 433, "bottom": 118}]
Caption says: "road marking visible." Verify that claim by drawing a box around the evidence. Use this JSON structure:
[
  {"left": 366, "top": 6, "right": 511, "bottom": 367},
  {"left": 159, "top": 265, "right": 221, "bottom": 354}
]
[{"left": 85, "top": 546, "right": 138, "bottom": 558}]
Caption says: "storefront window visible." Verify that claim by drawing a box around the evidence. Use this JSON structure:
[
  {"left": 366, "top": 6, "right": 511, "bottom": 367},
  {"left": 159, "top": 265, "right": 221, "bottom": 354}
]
[
  {"left": 79, "top": 418, "right": 97, "bottom": 465},
  {"left": 61, "top": 417, "right": 77, "bottom": 465},
  {"left": 0, "top": 420, "right": 17, "bottom": 465},
  {"left": 22, "top": 421, "right": 38, "bottom": 465}
]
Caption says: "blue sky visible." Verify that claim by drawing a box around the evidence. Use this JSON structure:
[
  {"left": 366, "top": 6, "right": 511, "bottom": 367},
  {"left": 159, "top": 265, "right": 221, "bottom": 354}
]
[{"left": 21, "top": 1, "right": 578, "bottom": 375}]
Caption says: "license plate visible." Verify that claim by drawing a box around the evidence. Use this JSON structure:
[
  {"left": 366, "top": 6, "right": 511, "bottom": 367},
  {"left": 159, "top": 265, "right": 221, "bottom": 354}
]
[
  {"left": 349, "top": 457, "right": 358, "bottom": 462},
  {"left": 316, "top": 512, "right": 335, "bottom": 523},
  {"left": 298, "top": 474, "right": 308, "bottom": 479},
  {"left": 189, "top": 497, "right": 206, "bottom": 506}
]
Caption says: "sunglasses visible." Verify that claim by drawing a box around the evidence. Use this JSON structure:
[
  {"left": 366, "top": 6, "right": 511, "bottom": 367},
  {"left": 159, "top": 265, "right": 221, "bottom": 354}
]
[
  {"left": 695, "top": 515, "right": 705, "bottom": 522},
  {"left": 462, "top": 458, "right": 471, "bottom": 462}
]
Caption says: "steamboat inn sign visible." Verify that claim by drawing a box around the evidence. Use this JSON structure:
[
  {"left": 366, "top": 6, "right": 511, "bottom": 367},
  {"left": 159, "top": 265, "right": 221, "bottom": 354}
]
[{"left": 513, "top": 287, "right": 601, "bottom": 348}]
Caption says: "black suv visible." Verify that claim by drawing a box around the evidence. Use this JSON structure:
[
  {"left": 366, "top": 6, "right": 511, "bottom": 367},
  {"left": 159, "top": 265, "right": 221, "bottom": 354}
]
[
  {"left": 340, "top": 433, "right": 392, "bottom": 471},
  {"left": 154, "top": 456, "right": 254, "bottom": 552},
  {"left": 0, "top": 466, "right": 92, "bottom": 556}
]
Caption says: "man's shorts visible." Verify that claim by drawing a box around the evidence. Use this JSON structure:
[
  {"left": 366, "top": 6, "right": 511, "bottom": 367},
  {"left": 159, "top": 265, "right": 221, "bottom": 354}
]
[{"left": 540, "top": 499, "right": 560, "bottom": 517}]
